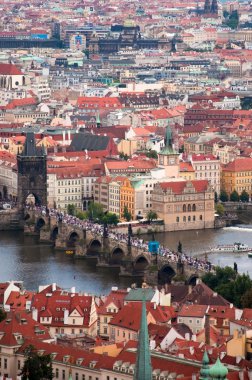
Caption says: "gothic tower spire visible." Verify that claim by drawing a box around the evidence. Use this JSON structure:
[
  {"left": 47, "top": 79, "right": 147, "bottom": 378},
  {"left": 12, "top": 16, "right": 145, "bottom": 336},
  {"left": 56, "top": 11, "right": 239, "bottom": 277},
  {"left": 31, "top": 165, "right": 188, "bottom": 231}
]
[
  {"left": 134, "top": 296, "right": 152, "bottom": 380},
  {"left": 204, "top": 0, "right": 211, "bottom": 13}
]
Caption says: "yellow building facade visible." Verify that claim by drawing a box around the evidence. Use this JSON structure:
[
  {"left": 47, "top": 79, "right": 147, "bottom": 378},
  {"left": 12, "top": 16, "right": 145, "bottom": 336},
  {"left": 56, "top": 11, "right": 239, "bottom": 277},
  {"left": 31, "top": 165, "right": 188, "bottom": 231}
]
[
  {"left": 221, "top": 158, "right": 252, "bottom": 197},
  {"left": 120, "top": 178, "right": 135, "bottom": 220}
]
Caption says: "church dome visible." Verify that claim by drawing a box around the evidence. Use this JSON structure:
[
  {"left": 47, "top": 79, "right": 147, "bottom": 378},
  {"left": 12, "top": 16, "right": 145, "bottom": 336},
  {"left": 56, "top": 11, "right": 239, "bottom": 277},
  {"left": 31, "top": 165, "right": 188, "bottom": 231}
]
[{"left": 209, "top": 358, "right": 228, "bottom": 379}]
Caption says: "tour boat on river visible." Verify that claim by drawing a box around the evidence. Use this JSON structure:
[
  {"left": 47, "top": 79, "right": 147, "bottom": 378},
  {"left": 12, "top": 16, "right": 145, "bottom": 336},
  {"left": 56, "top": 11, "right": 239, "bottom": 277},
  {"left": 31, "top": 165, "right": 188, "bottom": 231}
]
[{"left": 210, "top": 242, "right": 252, "bottom": 254}]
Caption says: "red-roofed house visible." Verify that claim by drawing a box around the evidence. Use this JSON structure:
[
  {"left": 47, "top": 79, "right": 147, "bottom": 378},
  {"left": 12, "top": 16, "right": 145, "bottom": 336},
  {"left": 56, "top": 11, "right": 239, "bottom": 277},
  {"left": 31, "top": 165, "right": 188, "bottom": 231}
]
[
  {"left": 177, "top": 305, "right": 209, "bottom": 334},
  {"left": 0, "top": 63, "right": 25, "bottom": 90},
  {"left": 31, "top": 288, "right": 98, "bottom": 337},
  {"left": 152, "top": 180, "right": 215, "bottom": 231},
  {"left": 97, "top": 288, "right": 128, "bottom": 339}
]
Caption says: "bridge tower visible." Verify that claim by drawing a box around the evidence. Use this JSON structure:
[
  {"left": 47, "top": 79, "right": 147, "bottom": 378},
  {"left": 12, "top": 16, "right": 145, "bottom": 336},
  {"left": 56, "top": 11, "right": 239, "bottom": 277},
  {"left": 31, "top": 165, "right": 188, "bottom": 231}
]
[{"left": 17, "top": 132, "right": 47, "bottom": 209}]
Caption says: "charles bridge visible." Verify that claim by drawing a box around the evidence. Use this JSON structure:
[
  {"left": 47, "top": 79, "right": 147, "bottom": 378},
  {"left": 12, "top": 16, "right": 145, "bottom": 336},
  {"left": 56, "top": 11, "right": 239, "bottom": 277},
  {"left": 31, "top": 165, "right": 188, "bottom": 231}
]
[{"left": 22, "top": 209, "right": 210, "bottom": 286}]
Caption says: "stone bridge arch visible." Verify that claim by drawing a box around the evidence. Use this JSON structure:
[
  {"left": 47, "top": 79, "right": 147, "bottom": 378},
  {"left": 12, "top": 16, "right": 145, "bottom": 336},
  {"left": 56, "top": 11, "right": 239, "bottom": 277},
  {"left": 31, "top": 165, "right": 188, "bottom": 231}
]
[
  {"left": 133, "top": 255, "right": 151, "bottom": 273},
  {"left": 187, "top": 273, "right": 199, "bottom": 286},
  {"left": 110, "top": 246, "right": 125, "bottom": 265},
  {"left": 87, "top": 238, "right": 102, "bottom": 256},
  {"left": 67, "top": 231, "right": 80, "bottom": 247},
  {"left": 158, "top": 264, "right": 176, "bottom": 285},
  {"left": 35, "top": 217, "right": 46, "bottom": 232},
  {"left": 51, "top": 226, "right": 59, "bottom": 241}
]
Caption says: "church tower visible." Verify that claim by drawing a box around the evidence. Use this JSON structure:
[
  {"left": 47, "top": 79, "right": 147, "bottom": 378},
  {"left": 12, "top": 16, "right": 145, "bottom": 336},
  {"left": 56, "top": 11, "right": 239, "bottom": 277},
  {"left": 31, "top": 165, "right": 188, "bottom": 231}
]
[
  {"left": 134, "top": 297, "right": 152, "bottom": 380},
  {"left": 17, "top": 132, "right": 47, "bottom": 209},
  {"left": 204, "top": 0, "right": 211, "bottom": 13},
  {"left": 210, "top": 0, "right": 218, "bottom": 14},
  {"left": 158, "top": 125, "right": 180, "bottom": 178}
]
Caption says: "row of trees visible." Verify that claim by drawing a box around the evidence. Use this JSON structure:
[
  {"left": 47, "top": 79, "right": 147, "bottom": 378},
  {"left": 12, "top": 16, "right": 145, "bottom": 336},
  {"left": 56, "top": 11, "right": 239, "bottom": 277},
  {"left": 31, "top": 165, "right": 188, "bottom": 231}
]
[
  {"left": 67, "top": 202, "right": 158, "bottom": 225},
  {"left": 219, "top": 189, "right": 249, "bottom": 203},
  {"left": 202, "top": 266, "right": 252, "bottom": 308}
]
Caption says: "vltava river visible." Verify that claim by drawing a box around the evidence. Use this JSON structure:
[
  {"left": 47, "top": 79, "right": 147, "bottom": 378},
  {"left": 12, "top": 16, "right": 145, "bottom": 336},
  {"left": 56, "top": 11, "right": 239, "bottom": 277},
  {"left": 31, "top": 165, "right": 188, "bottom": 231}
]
[{"left": 1, "top": 226, "right": 252, "bottom": 292}]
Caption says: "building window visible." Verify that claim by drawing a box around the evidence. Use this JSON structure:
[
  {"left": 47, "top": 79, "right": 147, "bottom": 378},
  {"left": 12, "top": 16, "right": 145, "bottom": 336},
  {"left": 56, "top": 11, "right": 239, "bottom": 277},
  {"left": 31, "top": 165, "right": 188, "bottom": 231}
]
[
  {"left": 56, "top": 369, "right": 59, "bottom": 378},
  {"left": 183, "top": 216, "right": 186, "bottom": 222},
  {"left": 188, "top": 216, "right": 191, "bottom": 222},
  {"left": 62, "top": 370, "right": 65, "bottom": 380},
  {"left": 176, "top": 217, "right": 179, "bottom": 222},
  {"left": 200, "top": 215, "right": 203, "bottom": 220},
  {"left": 188, "top": 204, "right": 191, "bottom": 212},
  {"left": 183, "top": 204, "right": 186, "bottom": 212},
  {"left": 4, "top": 359, "right": 7, "bottom": 369},
  {"left": 76, "top": 374, "right": 79, "bottom": 380}
]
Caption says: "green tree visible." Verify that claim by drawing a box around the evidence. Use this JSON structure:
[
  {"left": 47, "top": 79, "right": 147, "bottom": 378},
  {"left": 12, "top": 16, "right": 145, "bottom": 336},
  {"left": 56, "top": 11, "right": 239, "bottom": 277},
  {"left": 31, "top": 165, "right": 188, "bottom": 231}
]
[
  {"left": 102, "top": 212, "right": 120, "bottom": 225},
  {"left": 146, "top": 210, "right": 158, "bottom": 223},
  {"left": 241, "top": 288, "right": 252, "bottom": 308},
  {"left": 202, "top": 266, "right": 252, "bottom": 307},
  {"left": 76, "top": 211, "right": 88, "bottom": 220},
  {"left": 67, "top": 204, "right": 76, "bottom": 216},
  {"left": 240, "top": 189, "right": 249, "bottom": 203},
  {"left": 214, "top": 192, "right": 218, "bottom": 203},
  {"left": 119, "top": 152, "right": 129, "bottom": 160},
  {"left": 21, "top": 345, "right": 54, "bottom": 380},
  {"left": 230, "top": 190, "right": 240, "bottom": 202},
  {"left": 123, "top": 206, "right": 132, "bottom": 222},
  {"left": 87, "top": 202, "right": 104, "bottom": 222},
  {"left": 219, "top": 189, "right": 229, "bottom": 202},
  {"left": 215, "top": 203, "right": 225, "bottom": 216},
  {"left": 145, "top": 150, "right": 158, "bottom": 159},
  {"left": 223, "top": 9, "right": 229, "bottom": 18}
]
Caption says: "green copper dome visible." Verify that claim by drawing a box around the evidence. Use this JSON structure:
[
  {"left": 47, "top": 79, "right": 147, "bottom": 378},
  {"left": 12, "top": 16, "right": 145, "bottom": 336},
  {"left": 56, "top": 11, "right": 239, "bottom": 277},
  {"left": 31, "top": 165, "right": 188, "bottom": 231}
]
[
  {"left": 200, "top": 350, "right": 210, "bottom": 380},
  {"left": 209, "top": 358, "right": 228, "bottom": 379}
]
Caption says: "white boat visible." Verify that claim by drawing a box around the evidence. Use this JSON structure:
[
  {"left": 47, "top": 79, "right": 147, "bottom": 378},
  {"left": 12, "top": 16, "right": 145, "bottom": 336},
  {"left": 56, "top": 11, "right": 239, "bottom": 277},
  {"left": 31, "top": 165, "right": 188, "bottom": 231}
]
[
  {"left": 248, "top": 252, "right": 252, "bottom": 258},
  {"left": 210, "top": 242, "right": 252, "bottom": 254}
]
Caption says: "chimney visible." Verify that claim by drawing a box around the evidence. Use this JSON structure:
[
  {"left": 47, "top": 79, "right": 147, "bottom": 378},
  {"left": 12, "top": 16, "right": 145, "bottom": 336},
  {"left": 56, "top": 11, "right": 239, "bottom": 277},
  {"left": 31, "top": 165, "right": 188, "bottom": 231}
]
[
  {"left": 205, "top": 313, "right": 210, "bottom": 345},
  {"left": 239, "top": 370, "right": 244, "bottom": 380},
  {"left": 32, "top": 308, "right": 38, "bottom": 322},
  {"left": 52, "top": 283, "right": 56, "bottom": 292}
]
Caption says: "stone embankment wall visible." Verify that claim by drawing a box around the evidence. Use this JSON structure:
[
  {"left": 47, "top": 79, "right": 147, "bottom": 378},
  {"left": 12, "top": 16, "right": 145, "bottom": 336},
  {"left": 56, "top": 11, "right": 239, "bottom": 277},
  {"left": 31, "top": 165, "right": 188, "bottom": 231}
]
[{"left": 0, "top": 210, "right": 23, "bottom": 230}]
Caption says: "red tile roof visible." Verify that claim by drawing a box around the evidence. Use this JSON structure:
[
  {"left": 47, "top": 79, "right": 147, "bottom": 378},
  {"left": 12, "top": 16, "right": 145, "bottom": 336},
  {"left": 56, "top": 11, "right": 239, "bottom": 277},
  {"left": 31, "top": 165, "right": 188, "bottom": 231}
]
[
  {"left": 0, "top": 311, "right": 51, "bottom": 346},
  {"left": 178, "top": 305, "right": 208, "bottom": 318},
  {"left": 159, "top": 180, "right": 210, "bottom": 194},
  {"left": 222, "top": 158, "right": 252, "bottom": 172},
  {"left": 0, "top": 63, "right": 23, "bottom": 76}
]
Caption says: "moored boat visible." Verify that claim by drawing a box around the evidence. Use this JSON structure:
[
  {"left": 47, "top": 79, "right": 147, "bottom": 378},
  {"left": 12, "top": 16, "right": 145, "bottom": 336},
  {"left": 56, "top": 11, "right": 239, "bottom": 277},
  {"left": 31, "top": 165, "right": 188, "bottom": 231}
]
[{"left": 210, "top": 242, "right": 252, "bottom": 254}]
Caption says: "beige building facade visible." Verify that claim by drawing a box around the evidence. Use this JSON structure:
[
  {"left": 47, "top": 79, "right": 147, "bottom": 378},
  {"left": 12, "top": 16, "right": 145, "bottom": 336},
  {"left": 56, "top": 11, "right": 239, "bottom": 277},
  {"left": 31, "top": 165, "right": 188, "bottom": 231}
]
[{"left": 152, "top": 180, "right": 215, "bottom": 231}]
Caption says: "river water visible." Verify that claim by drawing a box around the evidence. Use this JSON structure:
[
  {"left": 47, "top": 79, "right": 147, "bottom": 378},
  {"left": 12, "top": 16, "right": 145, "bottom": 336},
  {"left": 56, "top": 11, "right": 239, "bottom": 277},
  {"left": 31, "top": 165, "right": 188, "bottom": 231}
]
[{"left": 1, "top": 226, "right": 252, "bottom": 293}]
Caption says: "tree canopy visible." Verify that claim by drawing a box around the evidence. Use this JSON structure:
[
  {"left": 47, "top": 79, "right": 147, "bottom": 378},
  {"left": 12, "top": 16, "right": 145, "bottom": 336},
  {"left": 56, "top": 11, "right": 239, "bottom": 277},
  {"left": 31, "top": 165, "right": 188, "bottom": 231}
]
[
  {"left": 123, "top": 206, "right": 132, "bottom": 222},
  {"left": 21, "top": 345, "right": 54, "bottom": 380},
  {"left": 219, "top": 190, "right": 229, "bottom": 202},
  {"left": 146, "top": 210, "right": 158, "bottom": 223},
  {"left": 230, "top": 190, "right": 240, "bottom": 202},
  {"left": 202, "top": 266, "right": 252, "bottom": 308},
  {"left": 240, "top": 190, "right": 249, "bottom": 203}
]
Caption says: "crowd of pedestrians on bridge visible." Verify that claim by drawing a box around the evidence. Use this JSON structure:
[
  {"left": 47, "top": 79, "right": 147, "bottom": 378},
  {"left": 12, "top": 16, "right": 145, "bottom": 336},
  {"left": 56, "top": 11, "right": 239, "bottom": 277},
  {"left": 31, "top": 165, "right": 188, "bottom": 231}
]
[{"left": 27, "top": 205, "right": 214, "bottom": 273}]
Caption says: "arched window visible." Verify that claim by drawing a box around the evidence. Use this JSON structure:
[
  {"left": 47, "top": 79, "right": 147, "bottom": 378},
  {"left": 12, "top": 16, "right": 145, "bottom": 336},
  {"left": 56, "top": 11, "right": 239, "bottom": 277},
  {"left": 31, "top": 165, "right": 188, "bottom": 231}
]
[
  {"left": 200, "top": 215, "right": 203, "bottom": 221},
  {"left": 183, "top": 204, "right": 186, "bottom": 212},
  {"left": 183, "top": 216, "right": 186, "bottom": 222},
  {"left": 176, "top": 217, "right": 179, "bottom": 223},
  {"left": 188, "top": 204, "right": 191, "bottom": 212},
  {"left": 188, "top": 216, "right": 191, "bottom": 222},
  {"left": 192, "top": 204, "right": 196, "bottom": 211},
  {"left": 193, "top": 215, "right": 196, "bottom": 221}
]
